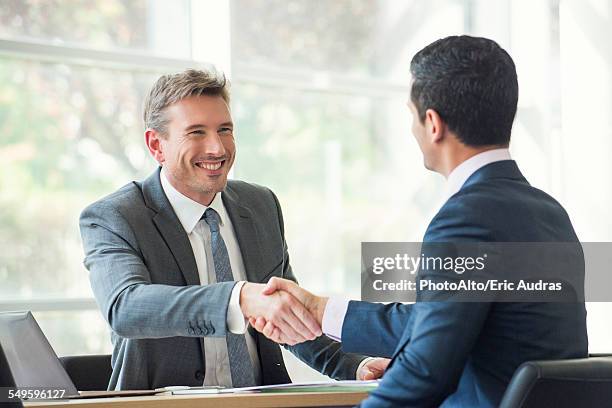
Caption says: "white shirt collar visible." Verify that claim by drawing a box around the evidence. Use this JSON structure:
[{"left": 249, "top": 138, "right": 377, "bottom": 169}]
[
  {"left": 444, "top": 148, "right": 512, "bottom": 200},
  {"left": 160, "top": 167, "right": 226, "bottom": 234}
]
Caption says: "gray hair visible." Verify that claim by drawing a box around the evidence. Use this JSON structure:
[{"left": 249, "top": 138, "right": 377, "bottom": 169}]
[{"left": 143, "top": 68, "right": 230, "bottom": 136}]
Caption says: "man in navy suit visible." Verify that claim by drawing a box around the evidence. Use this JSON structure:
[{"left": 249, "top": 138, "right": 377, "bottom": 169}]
[{"left": 250, "top": 36, "right": 588, "bottom": 407}]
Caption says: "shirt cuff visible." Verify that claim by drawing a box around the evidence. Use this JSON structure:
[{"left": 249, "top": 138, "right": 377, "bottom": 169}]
[
  {"left": 227, "top": 281, "right": 248, "bottom": 334},
  {"left": 356, "top": 357, "right": 375, "bottom": 380},
  {"left": 321, "top": 297, "right": 350, "bottom": 342}
]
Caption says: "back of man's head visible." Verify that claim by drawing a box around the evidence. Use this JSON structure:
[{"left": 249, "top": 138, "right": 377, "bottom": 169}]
[{"left": 410, "top": 35, "right": 518, "bottom": 147}]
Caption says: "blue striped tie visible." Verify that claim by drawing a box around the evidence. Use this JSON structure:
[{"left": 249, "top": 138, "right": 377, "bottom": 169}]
[{"left": 203, "top": 207, "right": 256, "bottom": 387}]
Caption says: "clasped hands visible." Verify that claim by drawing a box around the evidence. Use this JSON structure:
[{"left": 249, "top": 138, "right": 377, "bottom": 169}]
[
  {"left": 239, "top": 277, "right": 326, "bottom": 345},
  {"left": 239, "top": 277, "right": 389, "bottom": 380}
]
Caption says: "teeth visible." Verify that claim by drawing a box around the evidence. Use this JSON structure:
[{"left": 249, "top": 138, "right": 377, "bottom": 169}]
[{"left": 197, "top": 162, "right": 222, "bottom": 170}]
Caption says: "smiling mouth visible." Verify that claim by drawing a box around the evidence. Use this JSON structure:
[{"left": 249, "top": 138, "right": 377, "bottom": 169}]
[{"left": 195, "top": 160, "right": 224, "bottom": 171}]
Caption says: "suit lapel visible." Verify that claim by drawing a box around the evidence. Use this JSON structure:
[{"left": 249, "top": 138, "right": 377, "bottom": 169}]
[
  {"left": 221, "top": 183, "right": 265, "bottom": 283},
  {"left": 141, "top": 168, "right": 200, "bottom": 286}
]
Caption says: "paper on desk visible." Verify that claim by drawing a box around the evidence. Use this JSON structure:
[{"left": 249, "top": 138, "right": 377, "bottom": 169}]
[{"left": 168, "top": 380, "right": 379, "bottom": 395}]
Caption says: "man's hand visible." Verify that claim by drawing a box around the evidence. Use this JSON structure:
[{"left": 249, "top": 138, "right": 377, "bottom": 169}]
[
  {"left": 247, "top": 277, "right": 328, "bottom": 344},
  {"left": 239, "top": 282, "right": 322, "bottom": 345},
  {"left": 357, "top": 358, "right": 391, "bottom": 380}
]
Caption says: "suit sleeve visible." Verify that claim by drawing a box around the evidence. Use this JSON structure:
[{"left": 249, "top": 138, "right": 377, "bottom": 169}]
[
  {"left": 340, "top": 301, "right": 413, "bottom": 358},
  {"left": 80, "top": 203, "right": 235, "bottom": 339},
  {"left": 361, "top": 208, "right": 492, "bottom": 407},
  {"left": 267, "top": 190, "right": 368, "bottom": 380}
]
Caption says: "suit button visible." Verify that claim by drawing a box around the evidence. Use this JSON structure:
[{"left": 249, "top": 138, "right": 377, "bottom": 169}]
[{"left": 195, "top": 370, "right": 204, "bottom": 381}]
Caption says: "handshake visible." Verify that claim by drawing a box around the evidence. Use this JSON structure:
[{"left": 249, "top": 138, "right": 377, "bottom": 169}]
[
  {"left": 239, "top": 277, "right": 327, "bottom": 346},
  {"left": 239, "top": 277, "right": 389, "bottom": 381}
]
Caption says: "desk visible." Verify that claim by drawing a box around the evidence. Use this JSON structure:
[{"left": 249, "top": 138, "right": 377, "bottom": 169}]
[{"left": 24, "top": 390, "right": 368, "bottom": 408}]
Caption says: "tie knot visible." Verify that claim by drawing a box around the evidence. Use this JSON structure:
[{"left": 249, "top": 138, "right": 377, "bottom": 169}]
[{"left": 202, "top": 208, "right": 221, "bottom": 232}]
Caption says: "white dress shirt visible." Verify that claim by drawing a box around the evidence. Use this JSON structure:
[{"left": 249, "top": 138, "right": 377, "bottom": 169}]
[
  {"left": 160, "top": 168, "right": 260, "bottom": 386},
  {"left": 322, "top": 148, "right": 512, "bottom": 341}
]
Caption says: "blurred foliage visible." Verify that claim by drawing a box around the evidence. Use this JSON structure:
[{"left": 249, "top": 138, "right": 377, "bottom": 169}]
[
  {"left": 0, "top": 0, "right": 147, "bottom": 50},
  {"left": 0, "top": 58, "right": 156, "bottom": 299},
  {"left": 231, "top": 0, "right": 378, "bottom": 74}
]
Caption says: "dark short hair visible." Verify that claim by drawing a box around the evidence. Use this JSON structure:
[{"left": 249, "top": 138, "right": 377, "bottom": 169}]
[{"left": 410, "top": 35, "right": 518, "bottom": 146}]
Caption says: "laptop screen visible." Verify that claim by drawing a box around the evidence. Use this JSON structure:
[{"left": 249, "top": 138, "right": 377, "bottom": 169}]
[{"left": 0, "top": 311, "right": 78, "bottom": 395}]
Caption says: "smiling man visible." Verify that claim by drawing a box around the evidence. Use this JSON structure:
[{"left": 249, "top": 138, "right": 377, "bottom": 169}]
[{"left": 79, "top": 69, "right": 384, "bottom": 390}]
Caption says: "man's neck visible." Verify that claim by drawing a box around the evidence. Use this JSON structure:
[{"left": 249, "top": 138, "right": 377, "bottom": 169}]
[{"left": 441, "top": 145, "right": 508, "bottom": 178}]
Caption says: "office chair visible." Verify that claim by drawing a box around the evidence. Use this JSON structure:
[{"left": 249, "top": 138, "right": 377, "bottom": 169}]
[
  {"left": 0, "top": 343, "right": 24, "bottom": 408},
  {"left": 59, "top": 354, "right": 112, "bottom": 391},
  {"left": 499, "top": 356, "right": 612, "bottom": 408}
]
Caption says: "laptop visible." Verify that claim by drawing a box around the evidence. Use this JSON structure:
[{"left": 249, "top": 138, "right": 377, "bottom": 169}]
[{"left": 0, "top": 311, "right": 159, "bottom": 399}]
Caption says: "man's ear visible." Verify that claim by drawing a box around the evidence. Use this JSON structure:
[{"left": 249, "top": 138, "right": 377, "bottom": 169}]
[
  {"left": 425, "top": 109, "right": 446, "bottom": 144},
  {"left": 145, "top": 128, "right": 165, "bottom": 165}
]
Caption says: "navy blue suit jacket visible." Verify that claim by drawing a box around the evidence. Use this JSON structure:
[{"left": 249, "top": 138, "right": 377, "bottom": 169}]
[{"left": 343, "top": 160, "right": 588, "bottom": 407}]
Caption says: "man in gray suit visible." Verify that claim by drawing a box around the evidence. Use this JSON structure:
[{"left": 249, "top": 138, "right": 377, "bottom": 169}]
[{"left": 80, "top": 69, "right": 387, "bottom": 390}]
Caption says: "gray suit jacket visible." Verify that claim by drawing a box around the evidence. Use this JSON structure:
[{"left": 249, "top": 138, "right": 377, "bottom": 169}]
[{"left": 80, "top": 168, "right": 364, "bottom": 390}]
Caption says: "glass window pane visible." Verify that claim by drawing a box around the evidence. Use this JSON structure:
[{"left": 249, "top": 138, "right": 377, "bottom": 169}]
[
  {"left": 33, "top": 310, "right": 111, "bottom": 356},
  {"left": 231, "top": 0, "right": 465, "bottom": 83},
  {"left": 0, "top": 0, "right": 191, "bottom": 58},
  {"left": 232, "top": 84, "right": 442, "bottom": 296},
  {"left": 0, "top": 57, "right": 157, "bottom": 299}
]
